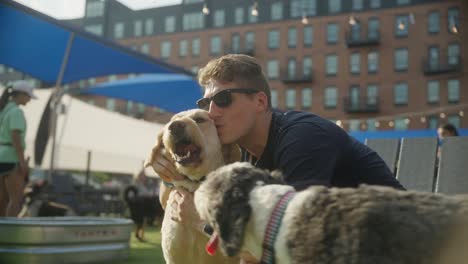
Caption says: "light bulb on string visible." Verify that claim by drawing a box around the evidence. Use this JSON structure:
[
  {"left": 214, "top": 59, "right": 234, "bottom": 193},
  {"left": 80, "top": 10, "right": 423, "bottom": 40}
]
[
  {"left": 202, "top": 3, "right": 210, "bottom": 15},
  {"left": 301, "top": 14, "right": 309, "bottom": 25},
  {"left": 420, "top": 116, "right": 426, "bottom": 123},
  {"left": 361, "top": 123, "right": 367, "bottom": 131},
  {"left": 405, "top": 118, "right": 410, "bottom": 125},
  {"left": 375, "top": 121, "right": 380, "bottom": 128},
  {"left": 251, "top": 2, "right": 259, "bottom": 17},
  {"left": 389, "top": 121, "right": 394, "bottom": 128},
  {"left": 348, "top": 15, "right": 357, "bottom": 26},
  {"left": 460, "top": 110, "right": 464, "bottom": 117},
  {"left": 440, "top": 112, "right": 446, "bottom": 119}
]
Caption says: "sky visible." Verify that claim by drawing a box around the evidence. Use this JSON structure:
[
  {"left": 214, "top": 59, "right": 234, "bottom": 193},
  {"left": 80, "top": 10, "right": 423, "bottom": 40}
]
[{"left": 15, "top": 0, "right": 182, "bottom": 19}]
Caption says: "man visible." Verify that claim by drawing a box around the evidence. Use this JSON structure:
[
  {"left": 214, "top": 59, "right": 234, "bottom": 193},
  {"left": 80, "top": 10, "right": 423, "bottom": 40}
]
[{"left": 151, "top": 54, "right": 405, "bottom": 242}]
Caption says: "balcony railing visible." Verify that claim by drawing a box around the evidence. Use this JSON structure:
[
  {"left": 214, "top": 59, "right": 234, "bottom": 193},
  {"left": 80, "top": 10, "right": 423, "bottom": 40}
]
[
  {"left": 345, "top": 31, "right": 380, "bottom": 47},
  {"left": 343, "top": 96, "right": 380, "bottom": 113},
  {"left": 422, "top": 57, "right": 462, "bottom": 75},
  {"left": 280, "top": 71, "right": 313, "bottom": 83}
]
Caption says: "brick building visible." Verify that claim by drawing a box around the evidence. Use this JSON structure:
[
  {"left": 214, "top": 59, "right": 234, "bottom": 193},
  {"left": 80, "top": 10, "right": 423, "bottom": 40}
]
[{"left": 1, "top": 0, "right": 466, "bottom": 130}]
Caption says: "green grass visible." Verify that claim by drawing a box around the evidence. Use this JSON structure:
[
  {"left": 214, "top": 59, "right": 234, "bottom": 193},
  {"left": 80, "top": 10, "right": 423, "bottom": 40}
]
[{"left": 112, "top": 225, "right": 165, "bottom": 264}]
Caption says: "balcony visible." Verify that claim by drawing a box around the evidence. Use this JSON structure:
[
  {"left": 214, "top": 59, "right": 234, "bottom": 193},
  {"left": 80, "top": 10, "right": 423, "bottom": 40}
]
[
  {"left": 345, "top": 31, "right": 380, "bottom": 48},
  {"left": 280, "top": 71, "right": 313, "bottom": 83},
  {"left": 422, "top": 57, "right": 462, "bottom": 75},
  {"left": 343, "top": 96, "right": 380, "bottom": 113}
]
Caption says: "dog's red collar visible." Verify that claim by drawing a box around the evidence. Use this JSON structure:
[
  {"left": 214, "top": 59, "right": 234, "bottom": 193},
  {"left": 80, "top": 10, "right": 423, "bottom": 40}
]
[{"left": 260, "top": 190, "right": 295, "bottom": 264}]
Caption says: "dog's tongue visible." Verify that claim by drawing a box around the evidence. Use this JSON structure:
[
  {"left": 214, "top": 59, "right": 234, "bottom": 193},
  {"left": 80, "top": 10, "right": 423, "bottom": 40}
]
[{"left": 205, "top": 233, "right": 218, "bottom": 256}]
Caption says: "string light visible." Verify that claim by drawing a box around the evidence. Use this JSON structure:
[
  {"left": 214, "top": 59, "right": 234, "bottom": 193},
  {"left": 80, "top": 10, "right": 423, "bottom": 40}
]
[
  {"left": 251, "top": 2, "right": 259, "bottom": 17},
  {"left": 375, "top": 121, "right": 380, "bottom": 128},
  {"left": 202, "top": 3, "right": 210, "bottom": 15},
  {"left": 420, "top": 117, "right": 427, "bottom": 123},
  {"left": 405, "top": 118, "right": 410, "bottom": 124},
  {"left": 336, "top": 120, "right": 343, "bottom": 127},
  {"left": 440, "top": 112, "right": 446, "bottom": 118},
  {"left": 348, "top": 15, "right": 358, "bottom": 26},
  {"left": 301, "top": 14, "right": 309, "bottom": 25},
  {"left": 460, "top": 110, "right": 464, "bottom": 117},
  {"left": 389, "top": 121, "right": 394, "bottom": 127}
]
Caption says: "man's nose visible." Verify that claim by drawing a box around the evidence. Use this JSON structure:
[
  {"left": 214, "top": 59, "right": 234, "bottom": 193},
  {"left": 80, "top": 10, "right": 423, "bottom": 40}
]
[{"left": 207, "top": 101, "right": 221, "bottom": 119}]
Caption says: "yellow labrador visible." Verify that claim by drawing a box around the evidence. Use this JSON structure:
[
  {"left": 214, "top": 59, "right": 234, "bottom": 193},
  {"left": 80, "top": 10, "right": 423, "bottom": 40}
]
[{"left": 145, "top": 109, "right": 240, "bottom": 264}]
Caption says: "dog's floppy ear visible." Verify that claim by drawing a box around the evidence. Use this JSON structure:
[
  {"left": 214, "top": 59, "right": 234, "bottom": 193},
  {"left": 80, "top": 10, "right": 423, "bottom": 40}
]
[
  {"left": 144, "top": 131, "right": 165, "bottom": 168},
  {"left": 215, "top": 185, "right": 251, "bottom": 257},
  {"left": 221, "top": 144, "right": 241, "bottom": 164}
]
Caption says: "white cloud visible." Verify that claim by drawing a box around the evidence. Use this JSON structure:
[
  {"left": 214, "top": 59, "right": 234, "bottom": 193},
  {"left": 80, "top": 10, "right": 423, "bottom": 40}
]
[{"left": 14, "top": 0, "right": 182, "bottom": 19}]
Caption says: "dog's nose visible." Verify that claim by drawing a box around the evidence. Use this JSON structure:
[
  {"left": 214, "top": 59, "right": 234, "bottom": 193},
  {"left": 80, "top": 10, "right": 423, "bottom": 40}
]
[{"left": 168, "top": 121, "right": 186, "bottom": 137}]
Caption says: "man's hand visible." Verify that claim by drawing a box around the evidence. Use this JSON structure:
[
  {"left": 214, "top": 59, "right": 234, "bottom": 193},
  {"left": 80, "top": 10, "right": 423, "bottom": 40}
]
[
  {"left": 150, "top": 150, "right": 184, "bottom": 182},
  {"left": 170, "top": 188, "right": 203, "bottom": 229}
]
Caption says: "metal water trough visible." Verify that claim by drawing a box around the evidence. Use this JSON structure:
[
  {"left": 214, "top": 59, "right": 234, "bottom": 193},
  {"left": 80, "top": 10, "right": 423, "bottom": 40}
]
[{"left": 0, "top": 217, "right": 133, "bottom": 264}]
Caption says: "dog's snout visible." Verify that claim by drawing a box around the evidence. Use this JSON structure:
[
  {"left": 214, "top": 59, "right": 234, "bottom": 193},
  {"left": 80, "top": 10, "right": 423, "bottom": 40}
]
[{"left": 168, "top": 121, "right": 186, "bottom": 136}]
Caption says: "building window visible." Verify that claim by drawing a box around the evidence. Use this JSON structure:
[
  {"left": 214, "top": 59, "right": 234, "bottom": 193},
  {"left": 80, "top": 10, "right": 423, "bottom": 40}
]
[
  {"left": 327, "top": 23, "right": 339, "bottom": 44},
  {"left": 394, "top": 118, "right": 408, "bottom": 131},
  {"left": 114, "top": 22, "right": 124, "bottom": 39},
  {"left": 427, "top": 80, "right": 440, "bottom": 104},
  {"left": 165, "top": 16, "right": 176, "bottom": 32},
  {"left": 267, "top": 60, "right": 279, "bottom": 79},
  {"left": 248, "top": 6, "right": 258, "bottom": 23},
  {"left": 368, "top": 18, "right": 380, "bottom": 39},
  {"left": 394, "top": 82, "right": 408, "bottom": 105},
  {"left": 428, "top": 11, "right": 440, "bottom": 34},
  {"left": 134, "top": 20, "right": 142, "bottom": 37},
  {"left": 271, "top": 2, "right": 283, "bottom": 21},
  {"left": 191, "top": 66, "right": 199, "bottom": 75},
  {"left": 192, "top": 37, "right": 200, "bottom": 56},
  {"left": 302, "top": 88, "right": 312, "bottom": 109},
  {"left": 235, "top": 7, "right": 244, "bottom": 25},
  {"left": 397, "top": 0, "right": 410, "bottom": 5},
  {"left": 141, "top": 43, "right": 150, "bottom": 54},
  {"left": 290, "top": 0, "right": 316, "bottom": 18},
  {"left": 160, "top": 41, "right": 171, "bottom": 58},
  {"left": 349, "top": 86, "right": 360, "bottom": 110},
  {"left": 428, "top": 46, "right": 439, "bottom": 70},
  {"left": 428, "top": 116, "right": 438, "bottom": 129},
  {"left": 145, "top": 18, "right": 154, "bottom": 35},
  {"left": 349, "top": 120, "right": 360, "bottom": 132},
  {"left": 370, "top": 0, "right": 381, "bottom": 8},
  {"left": 286, "top": 89, "right": 296, "bottom": 109},
  {"left": 231, "top": 34, "right": 240, "bottom": 53},
  {"left": 183, "top": 13, "right": 204, "bottom": 31},
  {"left": 179, "top": 40, "right": 188, "bottom": 57},
  {"left": 106, "top": 99, "right": 115, "bottom": 111},
  {"left": 395, "top": 15, "right": 409, "bottom": 37},
  {"left": 448, "top": 116, "right": 460, "bottom": 128},
  {"left": 448, "top": 43, "right": 460, "bottom": 65},
  {"left": 326, "top": 54, "right": 338, "bottom": 76},
  {"left": 304, "top": 26, "right": 313, "bottom": 46},
  {"left": 448, "top": 8, "right": 459, "bottom": 33},
  {"left": 350, "top": 53, "right": 360, "bottom": 74},
  {"left": 287, "top": 58, "right": 296, "bottom": 79},
  {"left": 214, "top": 10, "right": 225, "bottom": 27},
  {"left": 210, "top": 36, "right": 221, "bottom": 55},
  {"left": 352, "top": 0, "right": 363, "bottom": 10},
  {"left": 325, "top": 86, "right": 338, "bottom": 108},
  {"left": 368, "top": 51, "right": 379, "bottom": 73},
  {"left": 447, "top": 79, "right": 460, "bottom": 103},
  {"left": 288, "top": 27, "right": 297, "bottom": 48},
  {"left": 246, "top": 32, "right": 255, "bottom": 51},
  {"left": 394, "top": 48, "right": 408, "bottom": 71},
  {"left": 329, "top": 0, "right": 341, "bottom": 14},
  {"left": 85, "top": 25, "right": 103, "bottom": 36},
  {"left": 271, "top": 89, "right": 278, "bottom": 108},
  {"left": 303, "top": 57, "right": 312, "bottom": 78},
  {"left": 367, "top": 119, "right": 377, "bottom": 131},
  {"left": 367, "top": 84, "right": 378, "bottom": 106},
  {"left": 86, "top": 1, "right": 104, "bottom": 17},
  {"left": 268, "top": 30, "right": 280, "bottom": 49}
]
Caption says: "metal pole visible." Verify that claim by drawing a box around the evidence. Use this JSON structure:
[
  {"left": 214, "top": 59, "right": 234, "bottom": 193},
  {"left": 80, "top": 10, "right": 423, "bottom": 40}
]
[
  {"left": 48, "top": 32, "right": 75, "bottom": 182},
  {"left": 86, "top": 151, "right": 91, "bottom": 186}
]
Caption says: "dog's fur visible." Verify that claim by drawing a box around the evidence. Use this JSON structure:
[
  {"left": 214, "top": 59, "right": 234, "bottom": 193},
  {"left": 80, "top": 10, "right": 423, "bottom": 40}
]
[
  {"left": 145, "top": 109, "right": 240, "bottom": 264},
  {"left": 19, "top": 182, "right": 76, "bottom": 217},
  {"left": 195, "top": 162, "right": 468, "bottom": 264}
]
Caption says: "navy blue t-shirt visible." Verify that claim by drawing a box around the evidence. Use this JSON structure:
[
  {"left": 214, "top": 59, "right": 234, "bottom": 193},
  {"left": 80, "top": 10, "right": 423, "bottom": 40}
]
[{"left": 242, "top": 111, "right": 405, "bottom": 191}]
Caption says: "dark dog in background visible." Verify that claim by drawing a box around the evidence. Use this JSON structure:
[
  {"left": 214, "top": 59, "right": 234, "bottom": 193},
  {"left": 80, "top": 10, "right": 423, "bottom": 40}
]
[
  {"left": 19, "top": 180, "right": 76, "bottom": 217},
  {"left": 123, "top": 185, "right": 164, "bottom": 242}
]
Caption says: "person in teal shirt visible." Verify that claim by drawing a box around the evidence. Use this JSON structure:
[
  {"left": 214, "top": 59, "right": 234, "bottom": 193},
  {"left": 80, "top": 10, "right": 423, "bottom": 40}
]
[{"left": 0, "top": 80, "right": 37, "bottom": 216}]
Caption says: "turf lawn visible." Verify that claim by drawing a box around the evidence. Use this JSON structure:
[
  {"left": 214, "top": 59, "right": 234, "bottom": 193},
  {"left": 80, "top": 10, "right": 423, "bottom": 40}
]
[{"left": 112, "top": 225, "right": 165, "bottom": 264}]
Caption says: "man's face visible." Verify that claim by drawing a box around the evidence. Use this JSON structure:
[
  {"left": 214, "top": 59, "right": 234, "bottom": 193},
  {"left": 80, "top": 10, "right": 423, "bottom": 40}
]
[{"left": 202, "top": 79, "right": 259, "bottom": 145}]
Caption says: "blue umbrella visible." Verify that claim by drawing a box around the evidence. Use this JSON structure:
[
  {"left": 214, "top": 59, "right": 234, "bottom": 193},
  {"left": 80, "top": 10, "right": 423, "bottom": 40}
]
[{"left": 79, "top": 74, "right": 203, "bottom": 113}]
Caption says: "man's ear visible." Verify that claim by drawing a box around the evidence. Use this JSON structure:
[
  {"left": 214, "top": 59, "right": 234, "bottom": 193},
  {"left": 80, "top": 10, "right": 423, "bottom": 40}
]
[
  {"left": 222, "top": 144, "right": 241, "bottom": 164},
  {"left": 144, "top": 131, "right": 165, "bottom": 168},
  {"left": 255, "top": 91, "right": 269, "bottom": 112}
]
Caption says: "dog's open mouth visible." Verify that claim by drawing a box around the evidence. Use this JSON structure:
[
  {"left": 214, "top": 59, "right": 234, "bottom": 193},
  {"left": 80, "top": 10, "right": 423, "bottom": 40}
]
[{"left": 173, "top": 142, "right": 201, "bottom": 165}]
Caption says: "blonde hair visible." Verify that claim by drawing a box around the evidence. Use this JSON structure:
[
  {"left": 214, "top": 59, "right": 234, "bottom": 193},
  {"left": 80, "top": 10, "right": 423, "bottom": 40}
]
[{"left": 198, "top": 54, "right": 271, "bottom": 107}]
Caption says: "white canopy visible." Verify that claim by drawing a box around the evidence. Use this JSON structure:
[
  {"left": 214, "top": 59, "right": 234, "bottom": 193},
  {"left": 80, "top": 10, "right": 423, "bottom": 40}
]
[{"left": 20, "top": 89, "right": 163, "bottom": 176}]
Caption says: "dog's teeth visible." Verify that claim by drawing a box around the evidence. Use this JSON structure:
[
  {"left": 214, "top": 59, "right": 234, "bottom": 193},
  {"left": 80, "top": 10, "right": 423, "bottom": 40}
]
[{"left": 187, "top": 151, "right": 191, "bottom": 158}]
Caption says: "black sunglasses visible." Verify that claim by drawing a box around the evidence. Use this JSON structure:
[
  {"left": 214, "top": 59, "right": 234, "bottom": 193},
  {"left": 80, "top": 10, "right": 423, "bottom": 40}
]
[{"left": 196, "top": 88, "right": 260, "bottom": 110}]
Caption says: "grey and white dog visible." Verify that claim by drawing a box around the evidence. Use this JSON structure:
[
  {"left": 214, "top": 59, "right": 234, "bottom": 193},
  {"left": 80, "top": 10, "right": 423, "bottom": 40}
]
[{"left": 194, "top": 162, "right": 468, "bottom": 264}]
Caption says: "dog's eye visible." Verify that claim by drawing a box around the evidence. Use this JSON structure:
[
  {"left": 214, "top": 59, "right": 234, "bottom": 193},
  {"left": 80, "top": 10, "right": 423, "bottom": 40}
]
[{"left": 193, "top": 117, "right": 206, "bottom": 123}]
